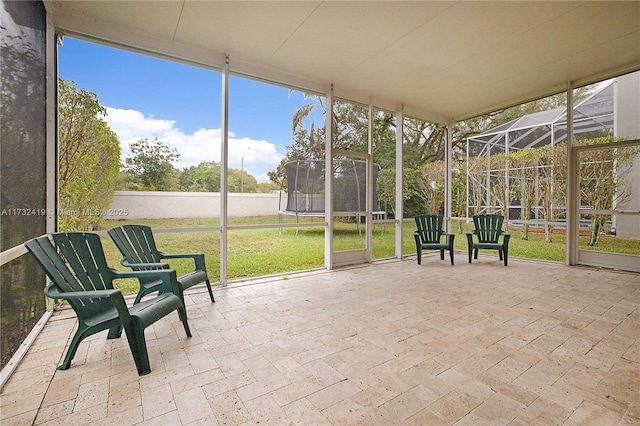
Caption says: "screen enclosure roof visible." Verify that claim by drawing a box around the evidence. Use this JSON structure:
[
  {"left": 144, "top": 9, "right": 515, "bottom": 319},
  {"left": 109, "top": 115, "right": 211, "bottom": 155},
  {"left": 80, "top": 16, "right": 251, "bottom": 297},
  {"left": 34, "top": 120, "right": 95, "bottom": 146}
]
[{"left": 44, "top": 1, "right": 640, "bottom": 125}]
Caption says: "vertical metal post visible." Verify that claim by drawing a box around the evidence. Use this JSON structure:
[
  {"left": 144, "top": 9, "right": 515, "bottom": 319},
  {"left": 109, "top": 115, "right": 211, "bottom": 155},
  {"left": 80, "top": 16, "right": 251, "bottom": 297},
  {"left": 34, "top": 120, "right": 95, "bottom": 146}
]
[
  {"left": 485, "top": 140, "right": 491, "bottom": 212},
  {"left": 324, "top": 84, "right": 334, "bottom": 269},
  {"left": 444, "top": 125, "right": 453, "bottom": 232},
  {"left": 48, "top": 26, "right": 58, "bottom": 236},
  {"left": 395, "top": 106, "right": 404, "bottom": 258},
  {"left": 505, "top": 132, "right": 510, "bottom": 220},
  {"left": 47, "top": 17, "right": 58, "bottom": 312},
  {"left": 466, "top": 137, "right": 470, "bottom": 218},
  {"left": 366, "top": 103, "right": 373, "bottom": 262},
  {"left": 566, "top": 81, "right": 577, "bottom": 266},
  {"left": 220, "top": 55, "right": 230, "bottom": 285}
]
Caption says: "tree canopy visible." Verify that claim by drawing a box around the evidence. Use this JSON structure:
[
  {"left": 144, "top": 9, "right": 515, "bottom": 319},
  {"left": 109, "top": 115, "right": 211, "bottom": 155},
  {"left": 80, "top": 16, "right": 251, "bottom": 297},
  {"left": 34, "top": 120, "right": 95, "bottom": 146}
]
[
  {"left": 122, "top": 138, "right": 180, "bottom": 191},
  {"left": 58, "top": 78, "right": 120, "bottom": 231}
]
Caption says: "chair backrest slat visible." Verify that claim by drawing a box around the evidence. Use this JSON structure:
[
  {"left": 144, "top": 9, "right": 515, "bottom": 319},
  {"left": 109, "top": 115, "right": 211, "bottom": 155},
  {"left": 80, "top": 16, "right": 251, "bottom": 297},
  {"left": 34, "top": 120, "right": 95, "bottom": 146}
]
[
  {"left": 25, "top": 233, "right": 114, "bottom": 311},
  {"left": 108, "top": 227, "right": 144, "bottom": 264},
  {"left": 53, "top": 233, "right": 109, "bottom": 292},
  {"left": 473, "top": 214, "right": 504, "bottom": 243},
  {"left": 415, "top": 215, "right": 443, "bottom": 244},
  {"left": 108, "top": 225, "right": 167, "bottom": 280},
  {"left": 25, "top": 236, "right": 80, "bottom": 293},
  {"left": 124, "top": 225, "right": 161, "bottom": 264}
]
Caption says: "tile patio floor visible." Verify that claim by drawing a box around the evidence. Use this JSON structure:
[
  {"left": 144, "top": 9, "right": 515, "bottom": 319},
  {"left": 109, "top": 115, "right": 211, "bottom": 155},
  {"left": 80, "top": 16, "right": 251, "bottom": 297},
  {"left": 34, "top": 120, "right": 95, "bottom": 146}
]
[{"left": 1, "top": 254, "right": 639, "bottom": 425}]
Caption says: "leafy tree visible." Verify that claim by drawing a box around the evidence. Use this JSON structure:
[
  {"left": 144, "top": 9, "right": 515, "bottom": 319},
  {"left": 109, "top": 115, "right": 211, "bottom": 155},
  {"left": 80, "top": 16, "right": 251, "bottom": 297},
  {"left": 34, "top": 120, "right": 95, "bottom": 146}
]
[
  {"left": 229, "top": 168, "right": 258, "bottom": 193},
  {"left": 509, "top": 150, "right": 540, "bottom": 240},
  {"left": 58, "top": 78, "right": 120, "bottom": 230},
  {"left": 415, "top": 161, "right": 445, "bottom": 215},
  {"left": 122, "top": 138, "right": 180, "bottom": 191},
  {"left": 537, "top": 145, "right": 567, "bottom": 242},
  {"left": 451, "top": 161, "right": 468, "bottom": 233},
  {"left": 180, "top": 161, "right": 221, "bottom": 192},
  {"left": 577, "top": 137, "right": 637, "bottom": 246},
  {"left": 179, "top": 160, "right": 259, "bottom": 193},
  {"left": 257, "top": 181, "right": 281, "bottom": 193}
]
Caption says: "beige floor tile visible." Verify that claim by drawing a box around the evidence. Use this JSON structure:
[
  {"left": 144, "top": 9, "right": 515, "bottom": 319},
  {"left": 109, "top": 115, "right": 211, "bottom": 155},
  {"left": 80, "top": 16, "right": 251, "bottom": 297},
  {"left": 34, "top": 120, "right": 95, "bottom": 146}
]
[
  {"left": 173, "top": 387, "right": 214, "bottom": 424},
  {"left": 3, "top": 410, "right": 38, "bottom": 426},
  {"left": 209, "top": 390, "right": 253, "bottom": 425},
  {"left": 141, "top": 382, "right": 175, "bottom": 420},
  {"left": 282, "top": 397, "right": 332, "bottom": 425},
  {"left": 1, "top": 258, "right": 638, "bottom": 425},
  {"left": 108, "top": 380, "right": 141, "bottom": 416}
]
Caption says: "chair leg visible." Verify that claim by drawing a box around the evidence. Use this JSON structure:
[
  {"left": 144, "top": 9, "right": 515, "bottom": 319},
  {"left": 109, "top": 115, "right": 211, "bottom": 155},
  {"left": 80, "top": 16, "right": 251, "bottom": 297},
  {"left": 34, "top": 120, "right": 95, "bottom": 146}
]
[
  {"left": 58, "top": 327, "right": 89, "bottom": 370},
  {"left": 175, "top": 286, "right": 188, "bottom": 322},
  {"left": 499, "top": 250, "right": 503, "bottom": 261},
  {"left": 449, "top": 249, "right": 454, "bottom": 265},
  {"left": 504, "top": 250, "right": 508, "bottom": 266},
  {"left": 468, "top": 246, "right": 473, "bottom": 263},
  {"left": 474, "top": 248, "right": 479, "bottom": 259},
  {"left": 205, "top": 279, "right": 215, "bottom": 303},
  {"left": 178, "top": 307, "right": 192, "bottom": 337},
  {"left": 416, "top": 247, "right": 422, "bottom": 265},
  {"left": 107, "top": 325, "right": 123, "bottom": 339},
  {"left": 125, "top": 320, "right": 151, "bottom": 376},
  {"left": 440, "top": 249, "right": 445, "bottom": 260}
]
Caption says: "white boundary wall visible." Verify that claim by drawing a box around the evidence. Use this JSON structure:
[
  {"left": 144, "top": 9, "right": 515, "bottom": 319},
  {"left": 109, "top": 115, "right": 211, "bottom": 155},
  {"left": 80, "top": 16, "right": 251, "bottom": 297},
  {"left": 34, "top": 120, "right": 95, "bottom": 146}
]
[{"left": 106, "top": 191, "right": 284, "bottom": 219}]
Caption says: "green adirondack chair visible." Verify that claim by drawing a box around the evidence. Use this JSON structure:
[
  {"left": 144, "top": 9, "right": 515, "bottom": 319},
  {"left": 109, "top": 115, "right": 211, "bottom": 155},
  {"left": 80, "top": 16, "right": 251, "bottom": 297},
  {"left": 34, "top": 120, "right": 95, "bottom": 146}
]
[
  {"left": 108, "top": 225, "right": 215, "bottom": 309},
  {"left": 414, "top": 215, "right": 455, "bottom": 265},
  {"left": 25, "top": 232, "right": 191, "bottom": 375},
  {"left": 466, "top": 214, "right": 511, "bottom": 265}
]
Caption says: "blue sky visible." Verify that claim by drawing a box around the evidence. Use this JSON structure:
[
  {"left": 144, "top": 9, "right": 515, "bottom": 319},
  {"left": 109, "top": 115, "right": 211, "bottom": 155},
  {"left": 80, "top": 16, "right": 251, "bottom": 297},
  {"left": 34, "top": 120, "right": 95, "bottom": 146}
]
[{"left": 59, "top": 37, "right": 317, "bottom": 182}]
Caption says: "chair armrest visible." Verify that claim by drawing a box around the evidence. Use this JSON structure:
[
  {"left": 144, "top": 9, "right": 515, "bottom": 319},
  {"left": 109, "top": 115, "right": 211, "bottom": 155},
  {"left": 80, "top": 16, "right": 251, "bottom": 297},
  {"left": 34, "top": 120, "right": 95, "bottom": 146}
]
[
  {"left": 113, "top": 269, "right": 180, "bottom": 298},
  {"left": 466, "top": 232, "right": 474, "bottom": 245},
  {"left": 120, "top": 258, "right": 170, "bottom": 270},
  {"left": 158, "top": 252, "right": 206, "bottom": 271},
  {"left": 444, "top": 233, "right": 455, "bottom": 246},
  {"left": 44, "top": 285, "right": 121, "bottom": 300},
  {"left": 44, "top": 285, "right": 132, "bottom": 319}
]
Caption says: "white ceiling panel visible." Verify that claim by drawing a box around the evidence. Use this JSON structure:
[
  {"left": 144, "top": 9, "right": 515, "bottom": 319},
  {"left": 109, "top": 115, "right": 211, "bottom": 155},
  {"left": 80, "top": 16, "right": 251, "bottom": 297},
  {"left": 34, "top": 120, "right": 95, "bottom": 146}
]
[{"left": 45, "top": 1, "right": 640, "bottom": 124}]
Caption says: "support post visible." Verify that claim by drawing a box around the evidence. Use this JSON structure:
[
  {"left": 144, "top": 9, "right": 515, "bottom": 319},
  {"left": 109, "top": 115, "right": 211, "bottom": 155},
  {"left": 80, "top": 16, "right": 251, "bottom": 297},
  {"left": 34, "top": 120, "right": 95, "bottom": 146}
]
[
  {"left": 395, "top": 106, "right": 404, "bottom": 258},
  {"left": 324, "top": 84, "right": 334, "bottom": 269},
  {"left": 566, "top": 81, "right": 578, "bottom": 266},
  {"left": 444, "top": 125, "right": 453, "bottom": 233},
  {"left": 47, "top": 13, "right": 58, "bottom": 312},
  {"left": 220, "top": 55, "right": 230, "bottom": 285},
  {"left": 366, "top": 103, "right": 373, "bottom": 262}
]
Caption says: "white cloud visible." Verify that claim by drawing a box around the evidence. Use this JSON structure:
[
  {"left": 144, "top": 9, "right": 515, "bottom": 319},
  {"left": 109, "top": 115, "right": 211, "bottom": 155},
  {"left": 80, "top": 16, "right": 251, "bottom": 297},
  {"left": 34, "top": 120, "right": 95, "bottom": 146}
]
[{"left": 104, "top": 107, "right": 283, "bottom": 182}]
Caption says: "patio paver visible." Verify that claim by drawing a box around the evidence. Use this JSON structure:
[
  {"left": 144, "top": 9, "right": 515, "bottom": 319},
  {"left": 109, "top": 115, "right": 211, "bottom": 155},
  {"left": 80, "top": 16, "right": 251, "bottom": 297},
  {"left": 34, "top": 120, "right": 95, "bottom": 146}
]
[{"left": 1, "top": 255, "right": 638, "bottom": 425}]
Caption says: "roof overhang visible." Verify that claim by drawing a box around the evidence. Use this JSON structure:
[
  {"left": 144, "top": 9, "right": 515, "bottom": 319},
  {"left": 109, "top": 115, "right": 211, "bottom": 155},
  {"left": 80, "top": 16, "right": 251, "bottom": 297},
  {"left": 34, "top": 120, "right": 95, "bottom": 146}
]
[{"left": 44, "top": 1, "right": 640, "bottom": 125}]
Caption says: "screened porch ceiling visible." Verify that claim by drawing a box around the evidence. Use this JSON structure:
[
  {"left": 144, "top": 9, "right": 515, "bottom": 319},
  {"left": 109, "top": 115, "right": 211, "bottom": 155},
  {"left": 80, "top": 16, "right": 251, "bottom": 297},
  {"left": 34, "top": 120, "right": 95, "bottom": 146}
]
[{"left": 44, "top": 1, "right": 640, "bottom": 125}]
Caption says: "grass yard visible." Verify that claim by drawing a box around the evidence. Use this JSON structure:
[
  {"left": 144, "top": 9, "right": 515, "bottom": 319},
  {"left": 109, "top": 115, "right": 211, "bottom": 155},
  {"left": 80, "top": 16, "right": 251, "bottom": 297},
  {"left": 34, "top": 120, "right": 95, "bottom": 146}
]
[{"left": 100, "top": 216, "right": 639, "bottom": 296}]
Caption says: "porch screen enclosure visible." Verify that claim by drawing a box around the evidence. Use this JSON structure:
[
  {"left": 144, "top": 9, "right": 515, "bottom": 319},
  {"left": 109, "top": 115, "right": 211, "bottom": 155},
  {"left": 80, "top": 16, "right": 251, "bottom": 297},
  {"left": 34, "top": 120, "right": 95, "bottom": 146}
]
[{"left": 466, "top": 78, "right": 617, "bottom": 238}]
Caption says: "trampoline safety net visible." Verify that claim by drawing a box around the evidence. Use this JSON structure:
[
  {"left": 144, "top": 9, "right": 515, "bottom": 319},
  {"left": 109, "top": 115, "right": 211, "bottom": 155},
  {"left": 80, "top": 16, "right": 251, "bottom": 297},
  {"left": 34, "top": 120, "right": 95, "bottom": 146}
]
[{"left": 279, "top": 159, "right": 384, "bottom": 216}]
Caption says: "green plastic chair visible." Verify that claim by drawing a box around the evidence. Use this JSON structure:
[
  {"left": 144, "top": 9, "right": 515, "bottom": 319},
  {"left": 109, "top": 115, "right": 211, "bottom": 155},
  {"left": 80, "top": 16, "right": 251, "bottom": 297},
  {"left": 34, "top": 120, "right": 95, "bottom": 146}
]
[
  {"left": 466, "top": 214, "right": 511, "bottom": 265},
  {"left": 414, "top": 215, "right": 455, "bottom": 265},
  {"left": 108, "top": 225, "right": 215, "bottom": 309},
  {"left": 25, "top": 232, "right": 191, "bottom": 376}
]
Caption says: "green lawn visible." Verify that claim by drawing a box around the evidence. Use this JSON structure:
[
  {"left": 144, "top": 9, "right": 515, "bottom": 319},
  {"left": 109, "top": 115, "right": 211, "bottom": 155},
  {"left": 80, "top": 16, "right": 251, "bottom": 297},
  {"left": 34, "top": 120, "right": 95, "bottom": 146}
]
[{"left": 100, "top": 216, "right": 638, "bottom": 296}]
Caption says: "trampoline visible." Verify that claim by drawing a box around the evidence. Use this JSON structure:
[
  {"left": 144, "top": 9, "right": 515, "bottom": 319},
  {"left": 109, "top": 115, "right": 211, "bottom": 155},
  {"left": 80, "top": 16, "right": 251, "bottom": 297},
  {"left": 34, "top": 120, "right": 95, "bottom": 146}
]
[{"left": 278, "top": 159, "right": 385, "bottom": 229}]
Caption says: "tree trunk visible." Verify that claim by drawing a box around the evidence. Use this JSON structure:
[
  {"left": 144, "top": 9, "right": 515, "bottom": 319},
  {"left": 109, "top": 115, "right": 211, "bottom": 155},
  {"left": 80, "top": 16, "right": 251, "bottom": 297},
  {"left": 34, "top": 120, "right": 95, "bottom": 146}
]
[{"left": 544, "top": 224, "right": 553, "bottom": 243}]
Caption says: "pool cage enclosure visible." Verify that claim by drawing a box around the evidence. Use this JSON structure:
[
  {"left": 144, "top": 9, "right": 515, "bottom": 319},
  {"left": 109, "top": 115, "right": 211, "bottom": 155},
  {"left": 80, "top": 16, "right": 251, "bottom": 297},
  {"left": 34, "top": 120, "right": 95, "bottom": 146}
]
[
  {"left": 278, "top": 159, "right": 384, "bottom": 223},
  {"left": 466, "top": 79, "right": 615, "bottom": 221}
]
